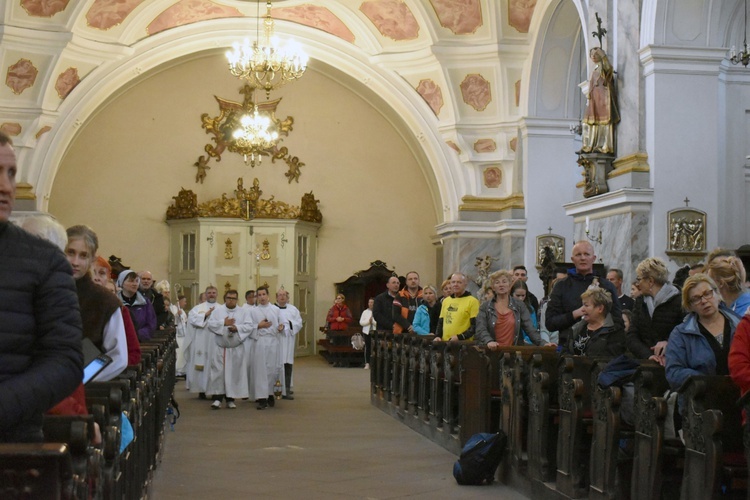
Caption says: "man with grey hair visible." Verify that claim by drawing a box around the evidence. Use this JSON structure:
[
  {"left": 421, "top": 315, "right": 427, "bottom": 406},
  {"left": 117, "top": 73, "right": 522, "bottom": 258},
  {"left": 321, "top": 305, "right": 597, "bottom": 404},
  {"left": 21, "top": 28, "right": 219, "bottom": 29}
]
[
  {"left": 185, "top": 285, "right": 219, "bottom": 398},
  {"left": 546, "top": 241, "right": 622, "bottom": 346},
  {"left": 139, "top": 270, "right": 168, "bottom": 327},
  {"left": 435, "top": 272, "right": 480, "bottom": 342},
  {"left": 0, "top": 131, "right": 83, "bottom": 442}
]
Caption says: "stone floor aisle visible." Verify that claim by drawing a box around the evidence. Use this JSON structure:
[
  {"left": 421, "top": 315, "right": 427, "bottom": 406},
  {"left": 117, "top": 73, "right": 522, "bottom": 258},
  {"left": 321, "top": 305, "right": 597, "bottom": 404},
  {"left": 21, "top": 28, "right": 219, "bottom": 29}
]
[{"left": 150, "top": 355, "right": 528, "bottom": 499}]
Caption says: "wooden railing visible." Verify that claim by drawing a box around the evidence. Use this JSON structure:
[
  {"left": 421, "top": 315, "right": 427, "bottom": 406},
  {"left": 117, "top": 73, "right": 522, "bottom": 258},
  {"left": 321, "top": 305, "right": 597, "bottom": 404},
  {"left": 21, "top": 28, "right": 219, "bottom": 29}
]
[
  {"left": 369, "top": 331, "right": 749, "bottom": 499},
  {"left": 0, "top": 329, "right": 177, "bottom": 499}
]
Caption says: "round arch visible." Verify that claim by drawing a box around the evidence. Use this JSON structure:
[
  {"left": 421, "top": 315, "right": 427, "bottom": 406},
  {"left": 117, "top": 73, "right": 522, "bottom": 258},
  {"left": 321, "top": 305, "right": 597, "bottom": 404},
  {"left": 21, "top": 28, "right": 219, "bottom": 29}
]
[{"left": 30, "top": 18, "right": 456, "bottom": 222}]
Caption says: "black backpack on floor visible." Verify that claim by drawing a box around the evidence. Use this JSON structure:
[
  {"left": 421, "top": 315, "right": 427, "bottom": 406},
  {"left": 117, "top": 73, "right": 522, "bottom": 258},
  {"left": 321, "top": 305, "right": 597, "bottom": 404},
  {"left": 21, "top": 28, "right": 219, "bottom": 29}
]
[{"left": 452, "top": 431, "right": 507, "bottom": 485}]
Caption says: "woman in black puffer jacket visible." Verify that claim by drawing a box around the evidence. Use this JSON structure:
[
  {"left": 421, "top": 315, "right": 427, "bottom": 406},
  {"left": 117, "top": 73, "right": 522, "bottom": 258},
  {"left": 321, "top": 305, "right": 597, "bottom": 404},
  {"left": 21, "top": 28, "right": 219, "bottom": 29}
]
[{"left": 627, "top": 257, "right": 686, "bottom": 365}]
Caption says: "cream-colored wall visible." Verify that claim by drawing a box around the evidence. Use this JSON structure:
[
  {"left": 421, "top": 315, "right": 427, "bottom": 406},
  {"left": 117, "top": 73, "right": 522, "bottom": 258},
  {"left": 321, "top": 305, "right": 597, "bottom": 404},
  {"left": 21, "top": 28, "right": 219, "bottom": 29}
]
[{"left": 48, "top": 53, "right": 438, "bottom": 333}]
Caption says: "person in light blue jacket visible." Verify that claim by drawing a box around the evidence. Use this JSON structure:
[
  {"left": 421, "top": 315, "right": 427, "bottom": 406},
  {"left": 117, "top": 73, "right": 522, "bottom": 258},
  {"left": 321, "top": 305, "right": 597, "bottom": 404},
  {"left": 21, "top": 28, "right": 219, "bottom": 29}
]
[
  {"left": 665, "top": 274, "right": 741, "bottom": 414},
  {"left": 413, "top": 285, "right": 440, "bottom": 335}
]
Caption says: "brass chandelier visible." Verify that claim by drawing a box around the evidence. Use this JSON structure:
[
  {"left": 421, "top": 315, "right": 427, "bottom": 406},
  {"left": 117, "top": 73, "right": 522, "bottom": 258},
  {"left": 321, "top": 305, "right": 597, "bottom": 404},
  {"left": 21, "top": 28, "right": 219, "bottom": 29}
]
[
  {"left": 225, "top": 0, "right": 309, "bottom": 98},
  {"left": 232, "top": 100, "right": 280, "bottom": 166}
]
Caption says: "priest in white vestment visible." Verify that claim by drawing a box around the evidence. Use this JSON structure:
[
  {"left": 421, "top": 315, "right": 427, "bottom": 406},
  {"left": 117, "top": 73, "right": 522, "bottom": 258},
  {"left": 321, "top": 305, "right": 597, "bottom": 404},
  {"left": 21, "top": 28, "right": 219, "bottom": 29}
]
[
  {"left": 275, "top": 289, "right": 303, "bottom": 399},
  {"left": 246, "top": 286, "right": 283, "bottom": 410},
  {"left": 184, "top": 286, "right": 218, "bottom": 397},
  {"left": 206, "top": 290, "right": 252, "bottom": 409}
]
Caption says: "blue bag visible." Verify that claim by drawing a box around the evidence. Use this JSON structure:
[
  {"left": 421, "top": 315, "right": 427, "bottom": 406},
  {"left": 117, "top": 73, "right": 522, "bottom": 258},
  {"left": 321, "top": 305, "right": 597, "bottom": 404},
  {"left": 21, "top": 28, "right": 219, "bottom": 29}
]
[{"left": 452, "top": 431, "right": 507, "bottom": 485}]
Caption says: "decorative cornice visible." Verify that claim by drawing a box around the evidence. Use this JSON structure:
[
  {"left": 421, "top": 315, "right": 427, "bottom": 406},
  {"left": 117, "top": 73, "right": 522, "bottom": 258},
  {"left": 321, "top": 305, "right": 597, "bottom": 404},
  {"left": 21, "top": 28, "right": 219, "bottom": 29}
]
[
  {"left": 15, "top": 182, "right": 35, "bottom": 200},
  {"left": 459, "top": 193, "right": 524, "bottom": 212},
  {"left": 608, "top": 152, "right": 650, "bottom": 179},
  {"left": 563, "top": 188, "right": 654, "bottom": 217},
  {"left": 640, "top": 46, "right": 727, "bottom": 77}
]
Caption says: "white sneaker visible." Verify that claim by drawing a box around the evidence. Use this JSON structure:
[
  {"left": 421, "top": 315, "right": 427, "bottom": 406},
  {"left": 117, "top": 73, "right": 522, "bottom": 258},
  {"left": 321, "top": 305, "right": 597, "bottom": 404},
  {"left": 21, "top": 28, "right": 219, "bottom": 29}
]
[
  {"left": 211, "top": 400, "right": 221, "bottom": 410},
  {"left": 364, "top": 363, "right": 370, "bottom": 370},
  {"left": 227, "top": 401, "right": 237, "bottom": 409}
]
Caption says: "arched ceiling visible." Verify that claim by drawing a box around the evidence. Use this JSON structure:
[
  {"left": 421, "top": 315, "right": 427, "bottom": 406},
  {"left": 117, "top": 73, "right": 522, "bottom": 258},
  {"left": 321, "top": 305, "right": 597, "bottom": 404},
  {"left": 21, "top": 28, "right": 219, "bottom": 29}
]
[{"left": 2, "top": 0, "right": 553, "bottom": 220}]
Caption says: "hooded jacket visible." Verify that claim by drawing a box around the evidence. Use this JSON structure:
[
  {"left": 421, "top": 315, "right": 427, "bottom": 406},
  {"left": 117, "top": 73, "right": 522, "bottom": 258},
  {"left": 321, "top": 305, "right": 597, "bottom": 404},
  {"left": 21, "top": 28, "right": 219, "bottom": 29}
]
[{"left": 627, "top": 283, "right": 685, "bottom": 359}]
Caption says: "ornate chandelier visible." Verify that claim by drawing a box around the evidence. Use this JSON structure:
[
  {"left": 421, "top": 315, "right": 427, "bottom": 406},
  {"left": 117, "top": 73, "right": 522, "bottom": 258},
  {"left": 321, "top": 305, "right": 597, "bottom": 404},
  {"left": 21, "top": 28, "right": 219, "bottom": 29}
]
[
  {"left": 226, "top": 1, "right": 309, "bottom": 98},
  {"left": 232, "top": 104, "right": 280, "bottom": 167}
]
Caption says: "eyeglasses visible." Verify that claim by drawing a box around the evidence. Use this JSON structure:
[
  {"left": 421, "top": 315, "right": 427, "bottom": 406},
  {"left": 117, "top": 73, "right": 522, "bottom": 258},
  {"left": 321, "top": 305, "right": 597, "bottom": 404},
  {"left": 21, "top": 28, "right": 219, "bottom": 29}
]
[
  {"left": 226, "top": 297, "right": 238, "bottom": 301},
  {"left": 689, "top": 289, "right": 715, "bottom": 306}
]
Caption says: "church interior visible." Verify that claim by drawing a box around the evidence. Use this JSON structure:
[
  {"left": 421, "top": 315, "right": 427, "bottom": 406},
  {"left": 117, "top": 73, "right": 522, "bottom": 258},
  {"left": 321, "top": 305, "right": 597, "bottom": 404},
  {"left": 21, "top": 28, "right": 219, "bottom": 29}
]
[
  {"left": 3, "top": 0, "right": 750, "bottom": 497},
  {"left": 4, "top": 0, "right": 748, "bottom": 330}
]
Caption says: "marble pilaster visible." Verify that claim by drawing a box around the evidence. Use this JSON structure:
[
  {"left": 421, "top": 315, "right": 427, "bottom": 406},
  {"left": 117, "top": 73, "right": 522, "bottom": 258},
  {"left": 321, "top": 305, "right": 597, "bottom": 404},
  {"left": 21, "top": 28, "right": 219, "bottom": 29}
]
[
  {"left": 435, "top": 221, "right": 525, "bottom": 294},
  {"left": 564, "top": 188, "right": 653, "bottom": 286}
]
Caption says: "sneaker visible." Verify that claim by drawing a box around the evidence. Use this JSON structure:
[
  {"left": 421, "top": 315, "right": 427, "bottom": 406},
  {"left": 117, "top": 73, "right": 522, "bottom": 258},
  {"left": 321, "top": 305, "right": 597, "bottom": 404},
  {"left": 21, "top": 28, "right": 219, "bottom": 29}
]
[
  {"left": 227, "top": 401, "right": 237, "bottom": 409},
  {"left": 211, "top": 400, "right": 221, "bottom": 410},
  {"left": 256, "top": 400, "right": 267, "bottom": 410},
  {"left": 364, "top": 363, "right": 370, "bottom": 370},
  {"left": 282, "top": 394, "right": 294, "bottom": 400}
]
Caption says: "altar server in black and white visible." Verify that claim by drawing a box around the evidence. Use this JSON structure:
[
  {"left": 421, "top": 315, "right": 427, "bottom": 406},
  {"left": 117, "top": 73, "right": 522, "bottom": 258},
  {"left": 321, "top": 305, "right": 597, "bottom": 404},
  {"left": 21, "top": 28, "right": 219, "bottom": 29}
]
[{"left": 275, "top": 288, "right": 303, "bottom": 399}]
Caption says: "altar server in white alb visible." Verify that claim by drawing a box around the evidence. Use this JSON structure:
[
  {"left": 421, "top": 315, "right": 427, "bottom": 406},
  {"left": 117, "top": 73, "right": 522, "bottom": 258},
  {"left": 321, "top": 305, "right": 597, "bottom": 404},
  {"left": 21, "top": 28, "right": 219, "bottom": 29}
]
[
  {"left": 206, "top": 290, "right": 252, "bottom": 409},
  {"left": 184, "top": 286, "right": 218, "bottom": 398},
  {"left": 275, "top": 288, "right": 303, "bottom": 400},
  {"left": 246, "top": 286, "right": 283, "bottom": 410}
]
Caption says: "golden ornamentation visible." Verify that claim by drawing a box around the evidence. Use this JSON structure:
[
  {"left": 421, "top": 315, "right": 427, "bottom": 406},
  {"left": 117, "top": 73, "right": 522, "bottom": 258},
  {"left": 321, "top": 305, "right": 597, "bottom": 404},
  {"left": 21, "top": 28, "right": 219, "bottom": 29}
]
[
  {"left": 300, "top": 192, "right": 323, "bottom": 223},
  {"left": 536, "top": 234, "right": 565, "bottom": 268},
  {"left": 260, "top": 239, "right": 271, "bottom": 260},
  {"left": 224, "top": 238, "right": 234, "bottom": 260},
  {"left": 459, "top": 193, "right": 524, "bottom": 212},
  {"left": 197, "top": 84, "right": 304, "bottom": 181},
  {"left": 666, "top": 208, "right": 707, "bottom": 256},
  {"left": 166, "top": 177, "right": 322, "bottom": 223},
  {"left": 166, "top": 188, "right": 199, "bottom": 219},
  {"left": 224, "top": 281, "right": 232, "bottom": 294}
]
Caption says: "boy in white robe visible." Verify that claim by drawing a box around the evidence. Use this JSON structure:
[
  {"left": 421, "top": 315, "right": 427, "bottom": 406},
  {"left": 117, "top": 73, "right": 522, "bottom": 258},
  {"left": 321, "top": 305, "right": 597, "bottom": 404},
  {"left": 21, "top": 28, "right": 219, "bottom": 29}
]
[
  {"left": 206, "top": 290, "right": 252, "bottom": 409},
  {"left": 246, "top": 286, "right": 283, "bottom": 410},
  {"left": 185, "top": 286, "right": 218, "bottom": 397},
  {"left": 275, "top": 289, "right": 303, "bottom": 399}
]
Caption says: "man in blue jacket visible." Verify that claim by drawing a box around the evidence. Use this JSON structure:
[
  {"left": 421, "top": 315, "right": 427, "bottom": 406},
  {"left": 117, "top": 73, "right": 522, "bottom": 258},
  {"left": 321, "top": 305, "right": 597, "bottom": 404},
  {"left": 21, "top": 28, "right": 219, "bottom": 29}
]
[{"left": 0, "top": 131, "right": 83, "bottom": 442}]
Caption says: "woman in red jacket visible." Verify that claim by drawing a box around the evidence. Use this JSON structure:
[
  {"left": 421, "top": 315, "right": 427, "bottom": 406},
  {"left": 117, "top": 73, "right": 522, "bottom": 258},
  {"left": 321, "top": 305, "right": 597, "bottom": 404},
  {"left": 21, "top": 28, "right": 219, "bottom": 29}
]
[
  {"left": 326, "top": 293, "right": 353, "bottom": 331},
  {"left": 729, "top": 314, "right": 750, "bottom": 420}
]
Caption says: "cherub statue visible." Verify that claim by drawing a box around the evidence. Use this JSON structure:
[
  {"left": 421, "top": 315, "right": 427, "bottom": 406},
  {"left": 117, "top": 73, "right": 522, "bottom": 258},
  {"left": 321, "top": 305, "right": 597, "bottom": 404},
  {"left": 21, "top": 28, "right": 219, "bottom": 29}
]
[{"left": 194, "top": 155, "right": 211, "bottom": 184}]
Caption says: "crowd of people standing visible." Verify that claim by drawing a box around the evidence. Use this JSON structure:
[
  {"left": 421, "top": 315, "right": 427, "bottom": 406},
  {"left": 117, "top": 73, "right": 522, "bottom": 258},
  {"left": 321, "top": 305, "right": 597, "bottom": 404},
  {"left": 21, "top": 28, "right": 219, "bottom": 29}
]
[{"left": 182, "top": 286, "right": 302, "bottom": 410}]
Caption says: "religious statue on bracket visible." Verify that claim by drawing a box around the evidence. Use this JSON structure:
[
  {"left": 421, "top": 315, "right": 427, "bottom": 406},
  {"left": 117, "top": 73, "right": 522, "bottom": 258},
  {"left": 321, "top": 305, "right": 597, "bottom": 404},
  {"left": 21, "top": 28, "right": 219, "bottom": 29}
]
[
  {"left": 195, "top": 84, "right": 306, "bottom": 184},
  {"left": 576, "top": 13, "right": 619, "bottom": 199}
]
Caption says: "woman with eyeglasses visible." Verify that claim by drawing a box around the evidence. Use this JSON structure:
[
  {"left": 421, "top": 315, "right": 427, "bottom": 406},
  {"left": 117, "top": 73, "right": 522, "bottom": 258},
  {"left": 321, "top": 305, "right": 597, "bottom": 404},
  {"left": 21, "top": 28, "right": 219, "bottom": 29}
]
[
  {"left": 665, "top": 274, "right": 741, "bottom": 410},
  {"left": 627, "top": 257, "right": 685, "bottom": 366}
]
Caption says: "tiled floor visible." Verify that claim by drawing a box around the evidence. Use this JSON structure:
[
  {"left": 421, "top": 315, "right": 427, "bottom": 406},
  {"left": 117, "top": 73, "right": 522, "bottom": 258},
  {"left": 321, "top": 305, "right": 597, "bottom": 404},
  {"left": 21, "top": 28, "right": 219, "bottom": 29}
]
[{"left": 150, "top": 355, "right": 528, "bottom": 499}]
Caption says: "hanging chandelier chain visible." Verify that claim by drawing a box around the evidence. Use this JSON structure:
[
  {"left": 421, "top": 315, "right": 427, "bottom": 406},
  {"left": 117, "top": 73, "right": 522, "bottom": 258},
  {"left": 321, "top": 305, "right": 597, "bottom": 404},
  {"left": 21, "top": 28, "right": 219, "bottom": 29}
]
[{"left": 731, "top": 0, "right": 750, "bottom": 67}]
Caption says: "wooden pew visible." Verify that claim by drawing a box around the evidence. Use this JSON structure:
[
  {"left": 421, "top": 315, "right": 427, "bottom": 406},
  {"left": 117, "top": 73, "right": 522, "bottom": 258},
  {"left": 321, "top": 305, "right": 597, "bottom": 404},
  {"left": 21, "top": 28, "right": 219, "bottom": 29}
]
[
  {"left": 42, "top": 415, "right": 101, "bottom": 499},
  {"left": 85, "top": 382, "right": 124, "bottom": 500},
  {"left": 679, "top": 375, "right": 746, "bottom": 499},
  {"left": 527, "top": 350, "right": 562, "bottom": 485},
  {"left": 630, "top": 364, "right": 680, "bottom": 500},
  {"left": 0, "top": 443, "right": 75, "bottom": 499},
  {"left": 417, "top": 336, "right": 432, "bottom": 422},
  {"left": 507, "top": 346, "right": 558, "bottom": 481},
  {"left": 458, "top": 345, "right": 492, "bottom": 444},
  {"left": 556, "top": 356, "right": 609, "bottom": 499},
  {"left": 588, "top": 359, "right": 624, "bottom": 500}
]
